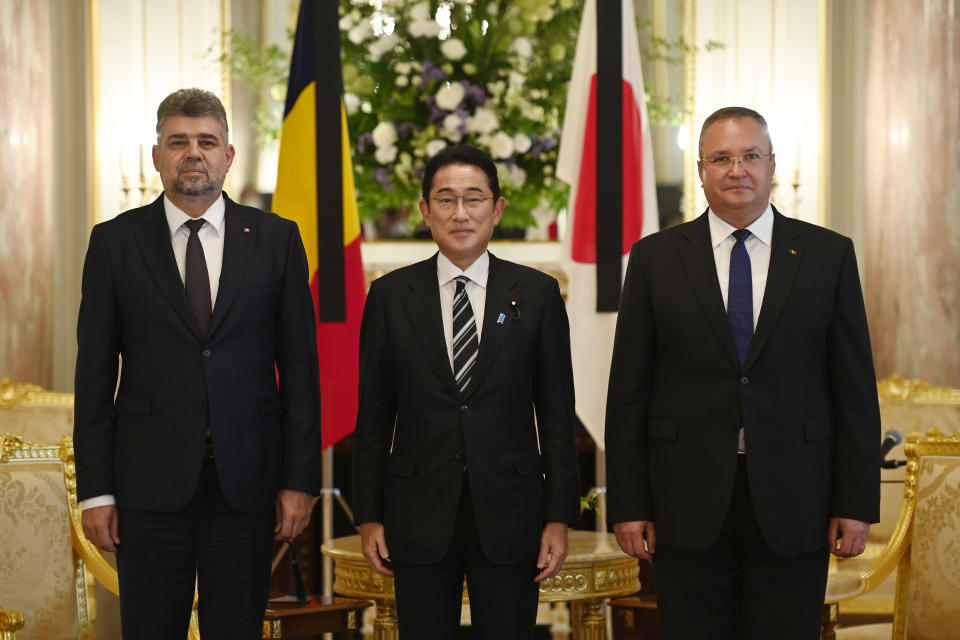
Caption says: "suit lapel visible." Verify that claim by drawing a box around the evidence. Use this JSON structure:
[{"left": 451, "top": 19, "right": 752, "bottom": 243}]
[
  {"left": 132, "top": 195, "right": 203, "bottom": 340},
  {"left": 209, "top": 196, "right": 255, "bottom": 337},
  {"left": 403, "top": 255, "right": 460, "bottom": 394},
  {"left": 464, "top": 253, "right": 517, "bottom": 400},
  {"left": 744, "top": 208, "right": 802, "bottom": 369},
  {"left": 678, "top": 213, "right": 741, "bottom": 371}
]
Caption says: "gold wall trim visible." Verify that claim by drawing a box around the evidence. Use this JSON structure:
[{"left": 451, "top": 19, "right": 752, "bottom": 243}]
[
  {"left": 818, "top": 0, "right": 830, "bottom": 227},
  {"left": 0, "top": 379, "right": 73, "bottom": 408},
  {"left": 877, "top": 375, "right": 960, "bottom": 405},
  {"left": 683, "top": 0, "right": 698, "bottom": 222}
]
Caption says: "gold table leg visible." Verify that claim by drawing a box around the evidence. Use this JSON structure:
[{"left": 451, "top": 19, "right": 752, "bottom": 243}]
[
  {"left": 571, "top": 598, "right": 606, "bottom": 640},
  {"left": 373, "top": 599, "right": 399, "bottom": 640}
]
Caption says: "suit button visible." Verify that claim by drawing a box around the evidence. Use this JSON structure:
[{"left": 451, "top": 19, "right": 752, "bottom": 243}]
[
  {"left": 740, "top": 376, "right": 749, "bottom": 384},
  {"left": 459, "top": 404, "right": 469, "bottom": 413},
  {"left": 194, "top": 400, "right": 204, "bottom": 410},
  {"left": 202, "top": 349, "right": 212, "bottom": 358},
  {"left": 455, "top": 450, "right": 464, "bottom": 460}
]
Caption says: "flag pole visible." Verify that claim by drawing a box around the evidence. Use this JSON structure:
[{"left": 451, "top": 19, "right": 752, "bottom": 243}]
[
  {"left": 321, "top": 446, "right": 334, "bottom": 599},
  {"left": 594, "top": 449, "right": 607, "bottom": 532}
]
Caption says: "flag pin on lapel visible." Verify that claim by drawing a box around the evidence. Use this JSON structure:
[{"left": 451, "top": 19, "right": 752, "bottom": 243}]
[
  {"left": 243, "top": 227, "right": 251, "bottom": 233},
  {"left": 789, "top": 249, "right": 798, "bottom": 255},
  {"left": 497, "top": 313, "right": 506, "bottom": 325}
]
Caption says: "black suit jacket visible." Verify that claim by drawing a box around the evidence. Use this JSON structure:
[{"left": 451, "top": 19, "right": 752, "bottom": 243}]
[
  {"left": 74, "top": 194, "right": 321, "bottom": 512},
  {"left": 605, "top": 208, "right": 880, "bottom": 556},
  {"left": 352, "top": 253, "right": 580, "bottom": 565}
]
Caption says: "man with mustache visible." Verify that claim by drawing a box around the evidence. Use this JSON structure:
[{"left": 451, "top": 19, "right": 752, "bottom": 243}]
[
  {"left": 74, "top": 88, "right": 321, "bottom": 639},
  {"left": 605, "top": 106, "right": 880, "bottom": 638}
]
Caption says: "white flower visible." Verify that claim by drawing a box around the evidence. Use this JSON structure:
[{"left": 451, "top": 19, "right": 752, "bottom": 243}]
[
  {"left": 466, "top": 107, "right": 499, "bottom": 134},
  {"left": 513, "top": 133, "right": 532, "bottom": 154},
  {"left": 508, "top": 71, "right": 525, "bottom": 90},
  {"left": 440, "top": 38, "right": 467, "bottom": 61},
  {"left": 488, "top": 131, "right": 515, "bottom": 159},
  {"left": 396, "top": 75, "right": 409, "bottom": 87},
  {"left": 435, "top": 82, "right": 466, "bottom": 111},
  {"left": 344, "top": 93, "right": 360, "bottom": 115},
  {"left": 408, "top": 2, "right": 431, "bottom": 21},
  {"left": 372, "top": 121, "right": 398, "bottom": 148},
  {"left": 426, "top": 139, "right": 448, "bottom": 156},
  {"left": 486, "top": 2, "right": 499, "bottom": 15},
  {"left": 410, "top": 19, "right": 442, "bottom": 38},
  {"left": 339, "top": 14, "right": 355, "bottom": 30},
  {"left": 509, "top": 164, "right": 527, "bottom": 187},
  {"left": 511, "top": 37, "right": 534, "bottom": 59},
  {"left": 442, "top": 114, "right": 464, "bottom": 142},
  {"left": 411, "top": 75, "right": 423, "bottom": 86},
  {"left": 367, "top": 34, "right": 399, "bottom": 62},
  {"left": 375, "top": 145, "right": 398, "bottom": 164},
  {"left": 394, "top": 61, "right": 412, "bottom": 74},
  {"left": 348, "top": 21, "right": 372, "bottom": 45}
]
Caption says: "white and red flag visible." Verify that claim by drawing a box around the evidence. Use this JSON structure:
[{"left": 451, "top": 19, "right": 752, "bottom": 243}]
[{"left": 556, "top": 0, "right": 659, "bottom": 450}]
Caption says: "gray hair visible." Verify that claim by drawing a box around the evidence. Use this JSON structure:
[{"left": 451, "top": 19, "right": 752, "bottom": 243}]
[
  {"left": 156, "top": 88, "right": 229, "bottom": 142},
  {"left": 698, "top": 106, "right": 772, "bottom": 158}
]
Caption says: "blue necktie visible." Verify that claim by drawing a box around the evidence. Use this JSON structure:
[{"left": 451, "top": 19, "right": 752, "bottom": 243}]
[{"left": 728, "top": 229, "right": 753, "bottom": 366}]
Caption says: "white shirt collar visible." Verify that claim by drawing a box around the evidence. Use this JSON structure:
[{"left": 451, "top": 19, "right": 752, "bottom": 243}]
[
  {"left": 707, "top": 203, "right": 774, "bottom": 248},
  {"left": 163, "top": 194, "right": 226, "bottom": 238},
  {"left": 436, "top": 251, "right": 489, "bottom": 288}
]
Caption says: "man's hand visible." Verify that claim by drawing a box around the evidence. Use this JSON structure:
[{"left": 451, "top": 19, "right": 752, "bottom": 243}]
[
  {"left": 828, "top": 517, "right": 870, "bottom": 558},
  {"left": 82, "top": 504, "right": 120, "bottom": 553},
  {"left": 534, "top": 522, "right": 569, "bottom": 582},
  {"left": 358, "top": 522, "right": 393, "bottom": 576},
  {"left": 613, "top": 520, "right": 656, "bottom": 561},
  {"left": 274, "top": 490, "right": 315, "bottom": 541}
]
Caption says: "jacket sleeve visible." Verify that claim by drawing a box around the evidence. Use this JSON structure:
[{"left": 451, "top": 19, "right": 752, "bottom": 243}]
[
  {"left": 73, "top": 225, "right": 122, "bottom": 501},
  {"left": 275, "top": 220, "right": 323, "bottom": 494},
  {"left": 827, "top": 239, "right": 881, "bottom": 523},
  {"left": 351, "top": 281, "right": 397, "bottom": 524},
  {"left": 533, "top": 278, "right": 581, "bottom": 524},
  {"left": 605, "top": 243, "right": 657, "bottom": 524}
]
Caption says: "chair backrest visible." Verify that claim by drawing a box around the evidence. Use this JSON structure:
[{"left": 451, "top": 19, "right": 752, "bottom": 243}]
[
  {"left": 0, "top": 434, "right": 117, "bottom": 640},
  {"left": 894, "top": 431, "right": 960, "bottom": 639},
  {"left": 0, "top": 380, "right": 74, "bottom": 444}
]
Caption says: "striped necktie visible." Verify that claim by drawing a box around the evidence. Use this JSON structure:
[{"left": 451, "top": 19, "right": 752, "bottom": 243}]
[{"left": 452, "top": 276, "right": 479, "bottom": 393}]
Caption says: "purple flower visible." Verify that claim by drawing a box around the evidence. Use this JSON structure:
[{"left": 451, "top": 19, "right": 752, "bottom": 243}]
[
  {"left": 373, "top": 167, "right": 394, "bottom": 191},
  {"left": 542, "top": 137, "right": 557, "bottom": 151},
  {"left": 426, "top": 97, "right": 446, "bottom": 124},
  {"left": 460, "top": 80, "right": 487, "bottom": 106},
  {"left": 420, "top": 60, "right": 448, "bottom": 85},
  {"left": 395, "top": 121, "right": 418, "bottom": 138},
  {"left": 357, "top": 132, "right": 373, "bottom": 154}
]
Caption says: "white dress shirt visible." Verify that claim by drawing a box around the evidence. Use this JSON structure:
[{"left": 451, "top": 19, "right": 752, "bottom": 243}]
[
  {"left": 437, "top": 251, "right": 488, "bottom": 372},
  {"left": 707, "top": 203, "right": 773, "bottom": 453},
  {"left": 81, "top": 194, "right": 228, "bottom": 511}
]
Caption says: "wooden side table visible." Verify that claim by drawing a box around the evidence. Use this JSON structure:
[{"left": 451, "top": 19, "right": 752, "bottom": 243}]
[{"left": 262, "top": 596, "right": 372, "bottom": 639}]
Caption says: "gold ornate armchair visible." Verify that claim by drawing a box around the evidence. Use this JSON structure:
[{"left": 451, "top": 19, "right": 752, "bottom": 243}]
[
  {"left": 828, "top": 376, "right": 960, "bottom": 619},
  {"left": 0, "top": 379, "right": 74, "bottom": 444},
  {"left": 824, "top": 429, "right": 960, "bottom": 639},
  {"left": 0, "top": 434, "right": 117, "bottom": 640}
]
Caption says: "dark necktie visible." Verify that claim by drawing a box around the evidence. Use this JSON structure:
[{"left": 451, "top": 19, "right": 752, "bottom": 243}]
[
  {"left": 184, "top": 219, "right": 212, "bottom": 336},
  {"left": 728, "top": 228, "right": 753, "bottom": 366},
  {"left": 452, "top": 276, "right": 479, "bottom": 393}
]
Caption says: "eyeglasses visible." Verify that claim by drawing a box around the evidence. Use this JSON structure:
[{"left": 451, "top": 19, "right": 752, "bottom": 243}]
[
  {"left": 429, "top": 195, "right": 492, "bottom": 213},
  {"left": 702, "top": 153, "right": 773, "bottom": 170}
]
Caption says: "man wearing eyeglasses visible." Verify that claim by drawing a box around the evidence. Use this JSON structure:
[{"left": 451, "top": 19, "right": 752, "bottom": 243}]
[
  {"left": 352, "top": 144, "right": 580, "bottom": 639},
  {"left": 606, "top": 106, "right": 880, "bottom": 638}
]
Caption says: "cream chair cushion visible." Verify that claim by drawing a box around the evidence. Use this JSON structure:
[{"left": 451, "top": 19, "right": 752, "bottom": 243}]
[
  {"left": 0, "top": 455, "right": 83, "bottom": 639},
  {"left": 0, "top": 380, "right": 73, "bottom": 446}
]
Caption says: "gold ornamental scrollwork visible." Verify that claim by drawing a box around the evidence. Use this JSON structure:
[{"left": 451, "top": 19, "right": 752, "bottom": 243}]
[
  {"left": 877, "top": 375, "right": 960, "bottom": 405},
  {"left": 0, "top": 379, "right": 73, "bottom": 408},
  {"left": 0, "top": 608, "right": 26, "bottom": 633}
]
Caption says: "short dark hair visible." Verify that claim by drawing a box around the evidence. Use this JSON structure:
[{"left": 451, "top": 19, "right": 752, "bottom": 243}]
[
  {"left": 698, "top": 106, "right": 772, "bottom": 158},
  {"left": 421, "top": 144, "right": 501, "bottom": 201},
  {"left": 156, "top": 88, "right": 229, "bottom": 142}
]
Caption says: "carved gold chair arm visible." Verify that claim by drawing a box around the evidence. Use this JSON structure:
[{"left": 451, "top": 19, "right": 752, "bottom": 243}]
[{"left": 0, "top": 607, "right": 25, "bottom": 640}]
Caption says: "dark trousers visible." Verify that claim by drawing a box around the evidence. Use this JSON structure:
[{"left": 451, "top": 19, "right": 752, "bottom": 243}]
[
  {"left": 653, "top": 456, "right": 830, "bottom": 640},
  {"left": 116, "top": 457, "right": 275, "bottom": 640},
  {"left": 392, "top": 480, "right": 541, "bottom": 640}
]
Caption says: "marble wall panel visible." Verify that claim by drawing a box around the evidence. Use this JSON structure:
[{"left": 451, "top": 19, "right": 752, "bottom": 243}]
[
  {"left": 0, "top": 0, "right": 54, "bottom": 387},
  {"left": 864, "top": 0, "right": 960, "bottom": 387}
]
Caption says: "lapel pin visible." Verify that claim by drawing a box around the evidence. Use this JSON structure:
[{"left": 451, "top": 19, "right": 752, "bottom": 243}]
[
  {"left": 789, "top": 249, "right": 798, "bottom": 255},
  {"left": 497, "top": 313, "right": 506, "bottom": 325},
  {"left": 509, "top": 299, "right": 521, "bottom": 319},
  {"left": 243, "top": 227, "right": 251, "bottom": 233}
]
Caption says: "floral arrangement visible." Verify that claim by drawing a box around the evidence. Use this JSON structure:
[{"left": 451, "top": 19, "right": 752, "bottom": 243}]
[{"left": 339, "top": 0, "right": 584, "bottom": 231}]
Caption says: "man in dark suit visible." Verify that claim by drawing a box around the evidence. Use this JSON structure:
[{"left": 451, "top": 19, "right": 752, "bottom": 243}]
[
  {"left": 74, "top": 88, "right": 321, "bottom": 640},
  {"left": 605, "top": 106, "right": 880, "bottom": 639},
  {"left": 352, "top": 144, "right": 580, "bottom": 639}
]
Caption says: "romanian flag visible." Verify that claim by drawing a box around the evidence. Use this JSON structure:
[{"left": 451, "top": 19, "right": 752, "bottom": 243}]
[
  {"left": 556, "top": 0, "right": 659, "bottom": 449},
  {"left": 274, "top": 0, "right": 365, "bottom": 450}
]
